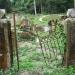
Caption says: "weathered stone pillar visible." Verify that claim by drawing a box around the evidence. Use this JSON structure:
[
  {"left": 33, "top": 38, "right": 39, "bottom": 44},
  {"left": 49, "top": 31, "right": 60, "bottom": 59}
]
[
  {"left": 0, "top": 20, "right": 11, "bottom": 69},
  {"left": 63, "top": 18, "right": 75, "bottom": 66},
  {"left": 0, "top": 9, "right": 13, "bottom": 69}
]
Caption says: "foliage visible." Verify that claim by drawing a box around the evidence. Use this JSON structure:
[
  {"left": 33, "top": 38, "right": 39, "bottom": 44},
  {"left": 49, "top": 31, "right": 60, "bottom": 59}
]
[
  {"left": 18, "top": 43, "right": 45, "bottom": 71},
  {"left": 45, "top": 66, "right": 75, "bottom": 75},
  {"left": 0, "top": 0, "right": 73, "bottom": 13},
  {"left": 16, "top": 0, "right": 73, "bottom": 13},
  {"left": 0, "top": 67, "right": 17, "bottom": 75},
  {"left": 54, "top": 22, "right": 66, "bottom": 53},
  {"left": 16, "top": 42, "right": 75, "bottom": 75},
  {"left": 37, "top": 20, "right": 66, "bottom": 54},
  {"left": 0, "top": 0, "right": 11, "bottom": 12}
]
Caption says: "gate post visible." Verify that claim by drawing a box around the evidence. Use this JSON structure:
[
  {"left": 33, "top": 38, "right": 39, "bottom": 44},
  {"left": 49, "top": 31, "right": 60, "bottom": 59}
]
[
  {"left": 64, "top": 18, "right": 75, "bottom": 66},
  {"left": 0, "top": 9, "right": 13, "bottom": 70},
  {"left": 0, "top": 19, "right": 12, "bottom": 69}
]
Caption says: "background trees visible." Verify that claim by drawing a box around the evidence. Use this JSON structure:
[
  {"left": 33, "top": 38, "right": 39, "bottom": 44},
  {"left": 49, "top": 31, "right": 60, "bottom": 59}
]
[
  {"left": 0, "top": 0, "right": 11, "bottom": 12},
  {"left": 0, "top": 0, "right": 74, "bottom": 14}
]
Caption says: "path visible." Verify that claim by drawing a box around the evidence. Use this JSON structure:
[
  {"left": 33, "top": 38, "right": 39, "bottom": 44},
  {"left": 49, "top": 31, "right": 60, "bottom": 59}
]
[{"left": 39, "top": 15, "right": 49, "bottom": 22}]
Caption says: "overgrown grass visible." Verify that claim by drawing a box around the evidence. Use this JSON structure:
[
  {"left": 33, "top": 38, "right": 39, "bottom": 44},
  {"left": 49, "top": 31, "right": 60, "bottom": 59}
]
[
  {"left": 15, "top": 41, "right": 75, "bottom": 75},
  {"left": 18, "top": 41, "right": 45, "bottom": 71}
]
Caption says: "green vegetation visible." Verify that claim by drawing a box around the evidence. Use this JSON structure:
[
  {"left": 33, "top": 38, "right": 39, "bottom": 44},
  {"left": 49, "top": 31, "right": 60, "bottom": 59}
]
[
  {"left": 11, "top": 0, "right": 73, "bottom": 14},
  {"left": 0, "top": 0, "right": 74, "bottom": 13}
]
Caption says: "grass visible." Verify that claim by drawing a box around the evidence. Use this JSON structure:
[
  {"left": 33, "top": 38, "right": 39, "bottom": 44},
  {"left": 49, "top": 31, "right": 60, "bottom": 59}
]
[
  {"left": 16, "top": 42, "right": 75, "bottom": 75},
  {"left": 18, "top": 41, "right": 45, "bottom": 71}
]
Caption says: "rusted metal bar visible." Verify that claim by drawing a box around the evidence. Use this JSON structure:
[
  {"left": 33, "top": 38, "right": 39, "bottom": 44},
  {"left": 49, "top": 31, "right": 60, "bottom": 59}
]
[
  {"left": 13, "top": 11, "right": 19, "bottom": 70},
  {"left": 39, "top": 39, "right": 48, "bottom": 66},
  {"left": 35, "top": 26, "right": 48, "bottom": 66},
  {"left": 46, "top": 36, "right": 52, "bottom": 59},
  {"left": 48, "top": 35, "right": 57, "bottom": 58},
  {"left": 42, "top": 38, "right": 50, "bottom": 61}
]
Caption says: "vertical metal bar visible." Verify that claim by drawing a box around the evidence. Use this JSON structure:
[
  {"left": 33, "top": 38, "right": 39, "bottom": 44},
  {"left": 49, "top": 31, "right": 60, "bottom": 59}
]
[
  {"left": 52, "top": 37, "right": 57, "bottom": 56},
  {"left": 53, "top": 36, "right": 58, "bottom": 62},
  {"left": 13, "top": 11, "right": 19, "bottom": 70},
  {"left": 43, "top": 38, "right": 50, "bottom": 61},
  {"left": 45, "top": 36, "right": 51, "bottom": 59},
  {"left": 35, "top": 27, "right": 48, "bottom": 66},
  {"left": 49, "top": 35, "right": 57, "bottom": 59},
  {"left": 54, "top": 30, "right": 61, "bottom": 54},
  {"left": 39, "top": 39, "right": 48, "bottom": 66}
]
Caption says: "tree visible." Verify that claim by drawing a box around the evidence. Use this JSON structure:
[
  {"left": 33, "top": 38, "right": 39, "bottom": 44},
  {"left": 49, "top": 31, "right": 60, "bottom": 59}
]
[
  {"left": 10, "top": 0, "right": 74, "bottom": 14},
  {"left": 0, "top": 0, "right": 11, "bottom": 12},
  {"left": 34, "top": 0, "right": 37, "bottom": 15}
]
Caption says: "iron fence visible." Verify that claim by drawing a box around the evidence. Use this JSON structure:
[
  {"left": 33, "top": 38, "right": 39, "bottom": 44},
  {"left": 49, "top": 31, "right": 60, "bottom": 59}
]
[{"left": 36, "top": 22, "right": 66, "bottom": 68}]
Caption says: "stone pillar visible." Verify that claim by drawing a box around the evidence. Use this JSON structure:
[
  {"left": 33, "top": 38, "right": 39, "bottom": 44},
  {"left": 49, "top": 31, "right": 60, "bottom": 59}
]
[
  {"left": 0, "top": 9, "right": 13, "bottom": 69},
  {"left": 63, "top": 18, "right": 75, "bottom": 66},
  {"left": 0, "top": 21, "right": 9, "bottom": 69}
]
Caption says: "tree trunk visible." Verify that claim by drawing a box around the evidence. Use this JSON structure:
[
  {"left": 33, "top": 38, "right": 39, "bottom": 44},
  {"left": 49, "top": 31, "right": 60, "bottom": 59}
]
[
  {"left": 34, "top": 0, "right": 37, "bottom": 15},
  {"left": 74, "top": 0, "right": 75, "bottom": 8}
]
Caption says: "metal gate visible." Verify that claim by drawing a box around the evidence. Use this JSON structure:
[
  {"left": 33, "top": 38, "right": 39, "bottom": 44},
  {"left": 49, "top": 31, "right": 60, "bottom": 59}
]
[{"left": 36, "top": 22, "right": 66, "bottom": 68}]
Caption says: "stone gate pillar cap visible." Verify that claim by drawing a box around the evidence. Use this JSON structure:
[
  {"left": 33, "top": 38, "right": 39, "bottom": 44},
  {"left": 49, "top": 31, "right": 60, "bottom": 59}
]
[
  {"left": 67, "top": 8, "right": 75, "bottom": 17},
  {"left": 0, "top": 9, "right": 5, "bottom": 19}
]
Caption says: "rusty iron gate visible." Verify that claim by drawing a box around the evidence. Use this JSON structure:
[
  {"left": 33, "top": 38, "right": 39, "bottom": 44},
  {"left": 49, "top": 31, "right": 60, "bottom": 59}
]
[{"left": 35, "top": 22, "right": 66, "bottom": 67}]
